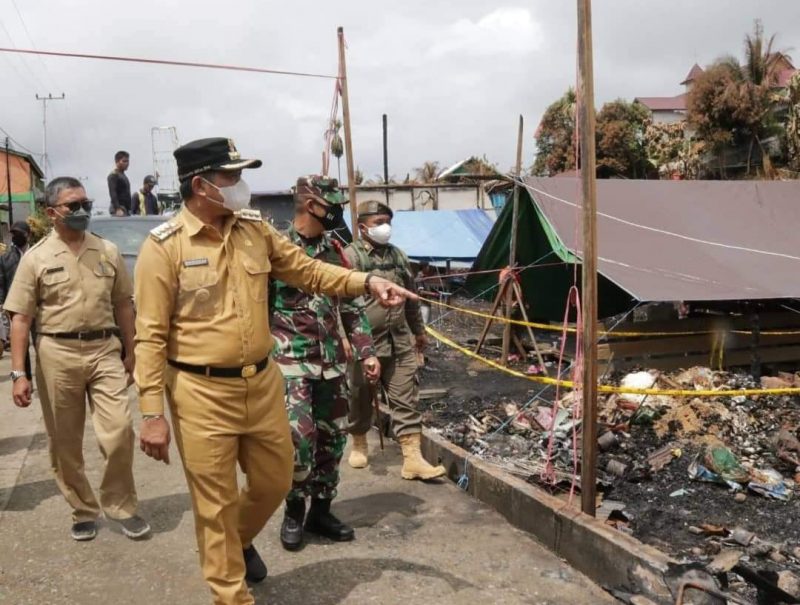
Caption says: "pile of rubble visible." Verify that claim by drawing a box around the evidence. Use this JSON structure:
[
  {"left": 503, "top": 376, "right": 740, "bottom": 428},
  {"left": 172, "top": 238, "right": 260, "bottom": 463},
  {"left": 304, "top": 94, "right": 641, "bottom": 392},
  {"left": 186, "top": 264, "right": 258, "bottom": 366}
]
[{"left": 428, "top": 364, "right": 800, "bottom": 602}]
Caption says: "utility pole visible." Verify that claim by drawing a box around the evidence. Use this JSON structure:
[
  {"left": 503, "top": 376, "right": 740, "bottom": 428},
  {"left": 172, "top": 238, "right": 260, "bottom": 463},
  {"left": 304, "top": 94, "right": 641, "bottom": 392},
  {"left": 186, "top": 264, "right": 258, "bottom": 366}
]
[
  {"left": 577, "top": 0, "right": 599, "bottom": 517},
  {"left": 382, "top": 113, "right": 390, "bottom": 205},
  {"left": 5, "top": 137, "right": 13, "bottom": 227},
  {"left": 337, "top": 27, "right": 359, "bottom": 239},
  {"left": 35, "top": 92, "right": 65, "bottom": 181}
]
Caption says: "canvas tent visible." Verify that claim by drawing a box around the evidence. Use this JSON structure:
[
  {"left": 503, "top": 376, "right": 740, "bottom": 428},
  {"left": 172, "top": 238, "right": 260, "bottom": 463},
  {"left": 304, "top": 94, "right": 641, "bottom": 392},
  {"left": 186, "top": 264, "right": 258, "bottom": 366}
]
[{"left": 468, "top": 177, "right": 800, "bottom": 321}]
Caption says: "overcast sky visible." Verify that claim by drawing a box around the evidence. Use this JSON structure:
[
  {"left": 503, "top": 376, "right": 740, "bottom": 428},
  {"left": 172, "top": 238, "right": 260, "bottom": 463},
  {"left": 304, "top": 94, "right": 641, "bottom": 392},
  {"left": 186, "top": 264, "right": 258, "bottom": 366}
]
[{"left": 1, "top": 1, "right": 799, "bottom": 207}]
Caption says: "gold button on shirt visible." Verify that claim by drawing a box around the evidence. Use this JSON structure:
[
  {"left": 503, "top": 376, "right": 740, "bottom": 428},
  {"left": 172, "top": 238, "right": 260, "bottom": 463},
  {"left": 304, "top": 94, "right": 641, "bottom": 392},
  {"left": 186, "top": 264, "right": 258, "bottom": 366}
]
[
  {"left": 4, "top": 231, "right": 132, "bottom": 332},
  {"left": 134, "top": 208, "right": 369, "bottom": 415}
]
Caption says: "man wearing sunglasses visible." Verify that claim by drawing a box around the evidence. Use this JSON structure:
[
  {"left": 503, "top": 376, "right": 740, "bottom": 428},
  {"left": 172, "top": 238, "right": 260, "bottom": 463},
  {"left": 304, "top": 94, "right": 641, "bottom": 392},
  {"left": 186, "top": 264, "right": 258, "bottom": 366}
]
[{"left": 5, "top": 176, "right": 149, "bottom": 543}]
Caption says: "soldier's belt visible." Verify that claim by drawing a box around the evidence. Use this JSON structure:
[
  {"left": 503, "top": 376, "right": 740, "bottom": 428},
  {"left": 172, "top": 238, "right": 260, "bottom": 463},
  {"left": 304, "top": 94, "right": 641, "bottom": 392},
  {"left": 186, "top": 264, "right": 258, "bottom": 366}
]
[
  {"left": 168, "top": 356, "right": 269, "bottom": 379},
  {"left": 38, "top": 328, "right": 120, "bottom": 341}
]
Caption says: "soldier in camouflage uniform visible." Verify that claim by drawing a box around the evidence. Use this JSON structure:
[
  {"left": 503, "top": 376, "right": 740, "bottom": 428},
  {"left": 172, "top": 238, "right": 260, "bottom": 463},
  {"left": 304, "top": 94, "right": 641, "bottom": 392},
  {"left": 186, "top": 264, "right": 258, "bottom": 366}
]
[
  {"left": 346, "top": 200, "right": 446, "bottom": 480},
  {"left": 271, "top": 176, "right": 381, "bottom": 551}
]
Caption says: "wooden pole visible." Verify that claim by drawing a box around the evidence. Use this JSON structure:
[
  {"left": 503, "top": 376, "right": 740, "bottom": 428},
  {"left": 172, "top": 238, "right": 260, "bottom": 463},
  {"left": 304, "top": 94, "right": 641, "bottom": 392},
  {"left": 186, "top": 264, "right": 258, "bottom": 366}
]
[
  {"left": 577, "top": 0, "right": 599, "bottom": 517},
  {"left": 509, "top": 115, "right": 523, "bottom": 266},
  {"left": 382, "top": 113, "right": 390, "bottom": 206},
  {"left": 338, "top": 27, "right": 359, "bottom": 239},
  {"left": 501, "top": 116, "right": 525, "bottom": 366}
]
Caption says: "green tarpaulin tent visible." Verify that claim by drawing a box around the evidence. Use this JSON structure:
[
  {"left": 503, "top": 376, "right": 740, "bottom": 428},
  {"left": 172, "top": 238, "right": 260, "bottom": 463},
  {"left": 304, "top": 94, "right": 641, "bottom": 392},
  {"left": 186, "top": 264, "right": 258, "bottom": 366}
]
[{"left": 466, "top": 188, "right": 633, "bottom": 321}]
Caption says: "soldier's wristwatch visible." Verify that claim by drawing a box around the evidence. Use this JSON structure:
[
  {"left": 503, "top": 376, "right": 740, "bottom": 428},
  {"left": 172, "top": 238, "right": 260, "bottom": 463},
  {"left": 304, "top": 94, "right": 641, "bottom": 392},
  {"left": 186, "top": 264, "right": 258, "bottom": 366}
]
[{"left": 9, "top": 370, "right": 26, "bottom": 382}]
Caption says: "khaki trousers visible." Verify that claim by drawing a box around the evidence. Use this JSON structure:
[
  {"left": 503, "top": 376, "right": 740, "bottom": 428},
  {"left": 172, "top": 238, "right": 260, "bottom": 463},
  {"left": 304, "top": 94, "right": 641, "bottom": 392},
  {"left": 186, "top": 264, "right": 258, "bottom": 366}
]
[
  {"left": 165, "top": 361, "right": 293, "bottom": 605},
  {"left": 35, "top": 335, "right": 137, "bottom": 523},
  {"left": 348, "top": 348, "right": 421, "bottom": 437}
]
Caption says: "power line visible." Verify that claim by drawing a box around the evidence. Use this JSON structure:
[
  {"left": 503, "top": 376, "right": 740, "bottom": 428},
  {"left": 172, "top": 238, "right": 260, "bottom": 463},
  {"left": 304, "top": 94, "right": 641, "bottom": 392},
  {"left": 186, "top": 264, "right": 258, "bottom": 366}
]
[
  {"left": 0, "top": 47, "right": 338, "bottom": 80},
  {"left": 0, "top": 125, "right": 36, "bottom": 156},
  {"left": 0, "top": 17, "right": 45, "bottom": 89}
]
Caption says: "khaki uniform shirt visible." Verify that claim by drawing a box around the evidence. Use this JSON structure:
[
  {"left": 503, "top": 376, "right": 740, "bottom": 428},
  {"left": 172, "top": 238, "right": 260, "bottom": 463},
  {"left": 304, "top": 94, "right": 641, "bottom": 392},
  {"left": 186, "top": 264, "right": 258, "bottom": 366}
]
[
  {"left": 4, "top": 231, "right": 132, "bottom": 331},
  {"left": 134, "top": 207, "right": 369, "bottom": 415},
  {"left": 344, "top": 239, "right": 424, "bottom": 357}
]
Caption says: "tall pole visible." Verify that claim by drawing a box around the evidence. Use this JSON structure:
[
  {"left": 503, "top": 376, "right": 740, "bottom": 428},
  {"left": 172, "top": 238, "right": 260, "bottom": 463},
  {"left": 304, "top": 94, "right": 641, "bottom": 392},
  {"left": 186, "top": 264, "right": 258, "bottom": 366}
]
[
  {"left": 35, "top": 92, "right": 65, "bottom": 181},
  {"left": 382, "top": 113, "right": 390, "bottom": 205},
  {"left": 337, "top": 27, "right": 359, "bottom": 240},
  {"left": 502, "top": 115, "right": 525, "bottom": 366},
  {"left": 578, "top": 0, "right": 599, "bottom": 517},
  {"left": 5, "top": 137, "right": 13, "bottom": 228}
]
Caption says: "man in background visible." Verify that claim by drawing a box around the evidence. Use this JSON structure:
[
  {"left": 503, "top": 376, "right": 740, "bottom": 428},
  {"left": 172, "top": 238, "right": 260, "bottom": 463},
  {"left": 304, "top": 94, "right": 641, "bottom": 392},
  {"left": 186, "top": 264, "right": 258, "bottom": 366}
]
[
  {"left": 132, "top": 175, "right": 160, "bottom": 215},
  {"left": 108, "top": 150, "right": 131, "bottom": 216}
]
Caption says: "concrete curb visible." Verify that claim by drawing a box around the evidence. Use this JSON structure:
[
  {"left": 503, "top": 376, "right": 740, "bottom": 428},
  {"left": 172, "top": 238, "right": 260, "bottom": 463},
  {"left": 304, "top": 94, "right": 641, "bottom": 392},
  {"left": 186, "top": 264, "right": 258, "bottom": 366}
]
[{"left": 420, "top": 427, "right": 679, "bottom": 604}]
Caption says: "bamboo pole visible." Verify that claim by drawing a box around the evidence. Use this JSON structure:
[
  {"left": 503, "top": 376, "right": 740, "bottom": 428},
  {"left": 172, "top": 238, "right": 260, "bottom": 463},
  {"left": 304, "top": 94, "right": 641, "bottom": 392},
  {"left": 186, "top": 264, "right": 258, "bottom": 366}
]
[
  {"left": 577, "top": 0, "right": 599, "bottom": 517},
  {"left": 501, "top": 116, "right": 525, "bottom": 366},
  {"left": 338, "top": 27, "right": 359, "bottom": 239}
]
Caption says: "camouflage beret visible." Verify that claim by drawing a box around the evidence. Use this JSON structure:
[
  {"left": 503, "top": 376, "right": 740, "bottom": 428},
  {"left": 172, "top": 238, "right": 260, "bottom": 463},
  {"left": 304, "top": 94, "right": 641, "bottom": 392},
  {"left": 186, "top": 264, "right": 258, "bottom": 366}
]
[
  {"left": 295, "top": 175, "right": 345, "bottom": 205},
  {"left": 357, "top": 199, "right": 393, "bottom": 219}
]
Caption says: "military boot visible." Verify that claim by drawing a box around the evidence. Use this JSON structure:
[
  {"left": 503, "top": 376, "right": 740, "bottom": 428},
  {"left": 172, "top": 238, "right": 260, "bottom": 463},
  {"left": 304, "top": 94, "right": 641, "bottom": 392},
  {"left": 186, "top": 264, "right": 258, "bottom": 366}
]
[
  {"left": 304, "top": 498, "right": 354, "bottom": 542},
  {"left": 280, "top": 498, "right": 306, "bottom": 551},
  {"left": 348, "top": 433, "right": 369, "bottom": 469},
  {"left": 398, "top": 433, "right": 446, "bottom": 480}
]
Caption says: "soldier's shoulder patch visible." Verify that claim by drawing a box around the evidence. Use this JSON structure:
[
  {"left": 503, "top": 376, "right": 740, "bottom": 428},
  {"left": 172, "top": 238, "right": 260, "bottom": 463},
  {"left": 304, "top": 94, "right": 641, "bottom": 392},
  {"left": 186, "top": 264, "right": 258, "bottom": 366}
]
[
  {"left": 149, "top": 220, "right": 183, "bottom": 242},
  {"left": 236, "top": 208, "right": 263, "bottom": 222}
]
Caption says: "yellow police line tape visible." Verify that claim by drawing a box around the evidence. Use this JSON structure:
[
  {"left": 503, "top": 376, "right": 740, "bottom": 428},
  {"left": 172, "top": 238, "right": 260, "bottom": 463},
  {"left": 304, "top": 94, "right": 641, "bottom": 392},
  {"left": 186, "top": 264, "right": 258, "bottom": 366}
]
[
  {"left": 424, "top": 325, "right": 800, "bottom": 398},
  {"left": 420, "top": 295, "right": 800, "bottom": 338}
]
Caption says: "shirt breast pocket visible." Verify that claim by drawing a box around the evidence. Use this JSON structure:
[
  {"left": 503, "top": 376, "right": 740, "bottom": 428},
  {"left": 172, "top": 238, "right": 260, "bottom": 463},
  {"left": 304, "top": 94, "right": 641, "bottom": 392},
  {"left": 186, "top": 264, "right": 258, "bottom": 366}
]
[
  {"left": 40, "top": 267, "right": 70, "bottom": 304},
  {"left": 178, "top": 268, "right": 221, "bottom": 318},
  {"left": 242, "top": 258, "right": 271, "bottom": 302}
]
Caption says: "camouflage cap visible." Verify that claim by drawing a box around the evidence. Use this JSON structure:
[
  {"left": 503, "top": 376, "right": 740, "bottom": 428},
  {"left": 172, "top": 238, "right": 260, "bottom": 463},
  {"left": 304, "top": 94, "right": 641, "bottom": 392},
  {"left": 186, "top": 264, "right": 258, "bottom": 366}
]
[
  {"left": 295, "top": 175, "right": 346, "bottom": 205},
  {"left": 357, "top": 199, "right": 393, "bottom": 220}
]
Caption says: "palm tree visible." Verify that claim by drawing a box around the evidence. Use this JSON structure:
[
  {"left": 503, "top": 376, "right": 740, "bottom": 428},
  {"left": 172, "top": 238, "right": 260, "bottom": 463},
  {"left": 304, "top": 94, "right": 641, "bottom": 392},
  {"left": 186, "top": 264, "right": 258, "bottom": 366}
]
[
  {"left": 414, "top": 161, "right": 440, "bottom": 183},
  {"left": 731, "top": 20, "right": 789, "bottom": 175}
]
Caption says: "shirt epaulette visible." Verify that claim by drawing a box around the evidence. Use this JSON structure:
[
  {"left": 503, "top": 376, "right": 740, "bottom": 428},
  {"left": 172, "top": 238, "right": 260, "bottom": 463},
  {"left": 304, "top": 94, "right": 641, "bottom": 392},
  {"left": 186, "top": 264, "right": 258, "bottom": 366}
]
[
  {"left": 28, "top": 233, "right": 51, "bottom": 252},
  {"left": 236, "top": 208, "right": 263, "bottom": 222},
  {"left": 149, "top": 220, "right": 183, "bottom": 242}
]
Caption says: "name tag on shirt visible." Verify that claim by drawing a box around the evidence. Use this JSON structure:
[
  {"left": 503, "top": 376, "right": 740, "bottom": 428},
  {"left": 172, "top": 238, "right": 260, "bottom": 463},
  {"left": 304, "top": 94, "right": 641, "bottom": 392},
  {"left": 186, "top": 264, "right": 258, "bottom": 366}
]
[
  {"left": 183, "top": 258, "right": 209, "bottom": 268},
  {"left": 45, "top": 266, "right": 64, "bottom": 274}
]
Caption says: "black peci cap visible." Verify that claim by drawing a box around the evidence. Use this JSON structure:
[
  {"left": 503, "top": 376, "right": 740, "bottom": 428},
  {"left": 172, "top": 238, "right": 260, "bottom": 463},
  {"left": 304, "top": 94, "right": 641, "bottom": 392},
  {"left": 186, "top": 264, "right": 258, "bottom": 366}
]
[{"left": 174, "top": 137, "right": 262, "bottom": 181}]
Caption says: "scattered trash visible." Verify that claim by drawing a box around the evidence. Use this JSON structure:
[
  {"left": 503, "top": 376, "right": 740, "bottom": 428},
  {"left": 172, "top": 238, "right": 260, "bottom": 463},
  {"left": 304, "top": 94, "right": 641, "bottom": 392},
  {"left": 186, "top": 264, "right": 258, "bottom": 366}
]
[
  {"left": 777, "top": 570, "right": 800, "bottom": 598},
  {"left": 669, "top": 488, "right": 692, "bottom": 497},
  {"left": 704, "top": 445, "right": 750, "bottom": 483},
  {"left": 707, "top": 549, "right": 744, "bottom": 574},
  {"left": 688, "top": 458, "right": 744, "bottom": 492},
  {"left": 748, "top": 467, "right": 792, "bottom": 501},
  {"left": 647, "top": 442, "right": 682, "bottom": 472},
  {"left": 729, "top": 527, "right": 755, "bottom": 547},
  {"left": 606, "top": 460, "right": 628, "bottom": 477},
  {"left": 698, "top": 523, "right": 729, "bottom": 537},
  {"left": 597, "top": 431, "right": 619, "bottom": 451}
]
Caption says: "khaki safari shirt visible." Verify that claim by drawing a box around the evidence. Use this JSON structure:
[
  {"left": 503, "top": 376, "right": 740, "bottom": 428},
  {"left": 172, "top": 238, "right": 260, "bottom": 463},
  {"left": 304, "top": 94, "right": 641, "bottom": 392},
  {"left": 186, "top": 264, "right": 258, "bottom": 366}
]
[
  {"left": 344, "top": 239, "right": 424, "bottom": 357},
  {"left": 134, "top": 207, "right": 369, "bottom": 415},
  {"left": 4, "top": 231, "right": 132, "bottom": 331}
]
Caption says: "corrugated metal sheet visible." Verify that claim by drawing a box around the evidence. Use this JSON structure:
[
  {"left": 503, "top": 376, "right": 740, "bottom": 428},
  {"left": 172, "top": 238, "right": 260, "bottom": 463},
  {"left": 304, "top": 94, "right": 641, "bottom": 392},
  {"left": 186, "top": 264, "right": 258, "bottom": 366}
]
[{"left": 524, "top": 177, "right": 800, "bottom": 301}]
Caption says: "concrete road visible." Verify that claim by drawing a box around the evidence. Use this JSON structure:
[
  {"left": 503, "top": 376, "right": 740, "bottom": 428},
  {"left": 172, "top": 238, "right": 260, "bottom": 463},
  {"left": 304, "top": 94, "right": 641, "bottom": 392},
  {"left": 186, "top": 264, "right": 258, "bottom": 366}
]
[{"left": 0, "top": 353, "right": 615, "bottom": 605}]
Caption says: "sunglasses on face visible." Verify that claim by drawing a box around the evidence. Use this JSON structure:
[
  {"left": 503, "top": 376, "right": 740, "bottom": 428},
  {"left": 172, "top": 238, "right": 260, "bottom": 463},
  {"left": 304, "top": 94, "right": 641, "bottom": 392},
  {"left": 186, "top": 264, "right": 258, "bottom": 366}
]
[{"left": 55, "top": 199, "right": 93, "bottom": 213}]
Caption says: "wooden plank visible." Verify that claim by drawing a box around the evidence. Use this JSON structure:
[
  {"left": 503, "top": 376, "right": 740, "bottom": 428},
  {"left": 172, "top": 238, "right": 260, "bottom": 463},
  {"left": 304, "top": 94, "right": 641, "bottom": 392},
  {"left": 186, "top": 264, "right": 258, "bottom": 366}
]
[
  {"left": 602, "top": 311, "right": 800, "bottom": 338},
  {"left": 608, "top": 345, "right": 800, "bottom": 372},
  {"left": 598, "top": 332, "right": 800, "bottom": 361}
]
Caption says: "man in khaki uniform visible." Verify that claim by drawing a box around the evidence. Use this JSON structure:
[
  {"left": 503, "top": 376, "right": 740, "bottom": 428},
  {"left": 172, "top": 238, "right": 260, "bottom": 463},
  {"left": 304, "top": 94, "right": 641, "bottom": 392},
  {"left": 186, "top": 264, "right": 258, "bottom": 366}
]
[
  {"left": 135, "top": 138, "right": 415, "bottom": 605},
  {"left": 6, "top": 176, "right": 149, "bottom": 542},
  {"left": 346, "top": 200, "right": 446, "bottom": 480}
]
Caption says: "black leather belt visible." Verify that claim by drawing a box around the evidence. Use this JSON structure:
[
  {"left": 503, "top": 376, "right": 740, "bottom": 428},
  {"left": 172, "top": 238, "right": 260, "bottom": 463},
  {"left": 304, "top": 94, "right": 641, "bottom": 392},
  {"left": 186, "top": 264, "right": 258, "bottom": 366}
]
[
  {"left": 39, "top": 328, "right": 120, "bottom": 341},
  {"left": 168, "top": 356, "right": 269, "bottom": 379}
]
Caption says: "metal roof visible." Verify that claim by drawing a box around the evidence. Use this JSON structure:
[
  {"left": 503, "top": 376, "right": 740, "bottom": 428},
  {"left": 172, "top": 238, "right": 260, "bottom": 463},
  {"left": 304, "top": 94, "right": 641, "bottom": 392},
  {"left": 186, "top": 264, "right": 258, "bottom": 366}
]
[{"left": 524, "top": 177, "right": 800, "bottom": 301}]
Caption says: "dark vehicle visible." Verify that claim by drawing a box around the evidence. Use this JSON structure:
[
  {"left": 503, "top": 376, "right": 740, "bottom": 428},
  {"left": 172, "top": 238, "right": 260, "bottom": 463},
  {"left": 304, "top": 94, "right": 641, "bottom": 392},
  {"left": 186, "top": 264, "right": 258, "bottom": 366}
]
[{"left": 91, "top": 216, "right": 166, "bottom": 276}]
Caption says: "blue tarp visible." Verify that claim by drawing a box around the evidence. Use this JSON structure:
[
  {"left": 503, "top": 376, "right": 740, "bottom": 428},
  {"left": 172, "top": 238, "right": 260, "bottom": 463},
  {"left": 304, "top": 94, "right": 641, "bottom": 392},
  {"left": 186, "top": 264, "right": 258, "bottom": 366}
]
[{"left": 344, "top": 209, "right": 494, "bottom": 262}]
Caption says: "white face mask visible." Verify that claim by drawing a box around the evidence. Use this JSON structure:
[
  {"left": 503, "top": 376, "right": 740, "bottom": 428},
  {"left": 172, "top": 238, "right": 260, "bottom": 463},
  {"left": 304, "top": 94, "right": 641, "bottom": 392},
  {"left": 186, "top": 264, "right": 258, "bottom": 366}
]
[
  {"left": 366, "top": 223, "right": 392, "bottom": 245},
  {"left": 202, "top": 177, "right": 251, "bottom": 211}
]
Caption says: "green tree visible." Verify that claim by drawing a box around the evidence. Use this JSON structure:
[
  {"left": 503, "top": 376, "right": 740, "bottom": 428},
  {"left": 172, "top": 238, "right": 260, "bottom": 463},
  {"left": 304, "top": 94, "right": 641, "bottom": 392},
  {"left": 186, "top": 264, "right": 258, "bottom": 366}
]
[
  {"left": 532, "top": 89, "right": 576, "bottom": 176},
  {"left": 596, "top": 99, "right": 653, "bottom": 178},
  {"left": 687, "top": 20, "right": 788, "bottom": 176},
  {"left": 786, "top": 73, "right": 800, "bottom": 171}
]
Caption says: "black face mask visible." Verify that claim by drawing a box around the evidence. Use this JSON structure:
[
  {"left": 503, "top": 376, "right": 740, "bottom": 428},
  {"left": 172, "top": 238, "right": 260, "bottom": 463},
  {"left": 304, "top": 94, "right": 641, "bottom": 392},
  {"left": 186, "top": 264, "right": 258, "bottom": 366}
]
[
  {"left": 309, "top": 202, "right": 343, "bottom": 231},
  {"left": 11, "top": 233, "right": 28, "bottom": 248}
]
